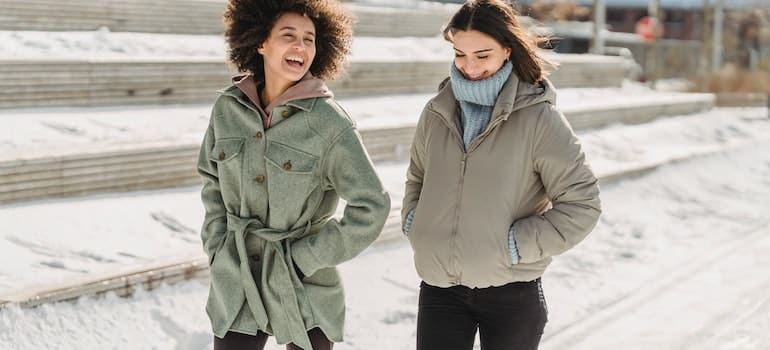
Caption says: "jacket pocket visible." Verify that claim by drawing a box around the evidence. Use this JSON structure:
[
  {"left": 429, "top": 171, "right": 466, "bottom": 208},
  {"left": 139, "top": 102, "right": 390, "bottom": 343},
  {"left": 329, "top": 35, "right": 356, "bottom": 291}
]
[
  {"left": 301, "top": 266, "right": 341, "bottom": 288},
  {"left": 402, "top": 207, "right": 414, "bottom": 236},
  {"left": 210, "top": 138, "right": 245, "bottom": 200},
  {"left": 207, "top": 231, "right": 229, "bottom": 266},
  {"left": 210, "top": 138, "right": 245, "bottom": 162},
  {"left": 265, "top": 141, "right": 318, "bottom": 174},
  {"left": 264, "top": 141, "right": 320, "bottom": 227},
  {"left": 406, "top": 205, "right": 422, "bottom": 248}
]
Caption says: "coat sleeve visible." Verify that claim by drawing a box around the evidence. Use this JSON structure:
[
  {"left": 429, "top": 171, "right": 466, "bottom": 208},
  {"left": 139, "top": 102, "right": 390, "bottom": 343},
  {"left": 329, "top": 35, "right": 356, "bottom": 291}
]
[
  {"left": 290, "top": 126, "right": 391, "bottom": 277},
  {"left": 401, "top": 109, "right": 429, "bottom": 233},
  {"left": 197, "top": 122, "right": 228, "bottom": 265},
  {"left": 512, "top": 104, "right": 602, "bottom": 264}
]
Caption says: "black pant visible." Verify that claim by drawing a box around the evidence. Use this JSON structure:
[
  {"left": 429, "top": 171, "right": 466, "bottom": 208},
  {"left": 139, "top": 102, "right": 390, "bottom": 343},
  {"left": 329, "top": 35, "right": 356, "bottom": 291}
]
[
  {"left": 417, "top": 279, "right": 548, "bottom": 350},
  {"left": 214, "top": 328, "right": 332, "bottom": 350}
]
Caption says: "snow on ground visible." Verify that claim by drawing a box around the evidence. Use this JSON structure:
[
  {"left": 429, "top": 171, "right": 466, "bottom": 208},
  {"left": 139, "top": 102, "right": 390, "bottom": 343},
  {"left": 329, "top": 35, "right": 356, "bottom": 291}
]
[
  {"left": 0, "top": 85, "right": 718, "bottom": 161},
  {"left": 540, "top": 143, "right": 770, "bottom": 350},
  {"left": 2, "top": 137, "right": 770, "bottom": 350},
  {"left": 545, "top": 142, "right": 770, "bottom": 349},
  {"left": 577, "top": 107, "right": 770, "bottom": 174},
  {"left": 0, "top": 30, "right": 227, "bottom": 60},
  {"left": 1, "top": 107, "right": 768, "bottom": 295},
  {"left": 0, "top": 30, "right": 450, "bottom": 62}
]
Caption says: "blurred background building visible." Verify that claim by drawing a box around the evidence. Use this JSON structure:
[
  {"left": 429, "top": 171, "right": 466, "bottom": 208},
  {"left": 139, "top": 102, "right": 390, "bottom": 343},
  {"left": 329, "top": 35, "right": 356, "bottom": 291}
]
[{"left": 428, "top": 0, "right": 770, "bottom": 93}]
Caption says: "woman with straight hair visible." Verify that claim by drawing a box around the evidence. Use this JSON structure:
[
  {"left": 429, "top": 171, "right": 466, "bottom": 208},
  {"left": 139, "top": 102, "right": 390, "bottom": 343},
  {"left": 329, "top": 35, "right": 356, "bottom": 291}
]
[
  {"left": 197, "top": 1, "right": 390, "bottom": 349},
  {"left": 402, "top": 0, "right": 601, "bottom": 349}
]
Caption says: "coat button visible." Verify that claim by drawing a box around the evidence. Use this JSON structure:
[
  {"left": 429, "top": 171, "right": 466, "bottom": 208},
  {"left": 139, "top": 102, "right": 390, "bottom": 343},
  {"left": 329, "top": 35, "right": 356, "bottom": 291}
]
[
  {"left": 218, "top": 151, "right": 226, "bottom": 161},
  {"left": 283, "top": 161, "right": 292, "bottom": 171},
  {"left": 250, "top": 254, "right": 260, "bottom": 262},
  {"left": 281, "top": 110, "right": 290, "bottom": 118},
  {"left": 255, "top": 175, "right": 265, "bottom": 183},
  {"left": 255, "top": 131, "right": 263, "bottom": 139}
]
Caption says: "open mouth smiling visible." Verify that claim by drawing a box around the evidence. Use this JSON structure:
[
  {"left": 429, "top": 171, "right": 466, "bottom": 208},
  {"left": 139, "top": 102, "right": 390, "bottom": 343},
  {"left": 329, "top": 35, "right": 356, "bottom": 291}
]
[{"left": 286, "top": 56, "right": 305, "bottom": 68}]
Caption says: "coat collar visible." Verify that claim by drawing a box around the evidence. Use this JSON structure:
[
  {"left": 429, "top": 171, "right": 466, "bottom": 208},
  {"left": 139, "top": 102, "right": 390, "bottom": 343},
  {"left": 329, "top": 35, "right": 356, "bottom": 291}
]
[{"left": 285, "top": 98, "right": 317, "bottom": 112}]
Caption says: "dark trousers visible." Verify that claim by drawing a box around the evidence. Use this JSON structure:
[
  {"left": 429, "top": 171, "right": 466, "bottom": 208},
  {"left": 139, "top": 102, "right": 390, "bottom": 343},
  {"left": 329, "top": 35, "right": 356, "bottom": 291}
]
[
  {"left": 214, "top": 328, "right": 332, "bottom": 350},
  {"left": 417, "top": 279, "right": 548, "bottom": 350}
]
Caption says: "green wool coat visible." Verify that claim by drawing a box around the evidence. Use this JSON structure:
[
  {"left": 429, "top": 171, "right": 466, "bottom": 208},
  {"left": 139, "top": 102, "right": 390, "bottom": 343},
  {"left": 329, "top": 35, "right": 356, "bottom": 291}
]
[{"left": 197, "top": 85, "right": 391, "bottom": 350}]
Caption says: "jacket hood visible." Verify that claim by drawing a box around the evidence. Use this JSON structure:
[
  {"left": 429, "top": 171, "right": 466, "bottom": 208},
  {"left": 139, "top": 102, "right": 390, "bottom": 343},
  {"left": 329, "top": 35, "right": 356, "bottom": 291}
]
[
  {"left": 428, "top": 72, "right": 557, "bottom": 126},
  {"left": 232, "top": 72, "right": 333, "bottom": 115}
]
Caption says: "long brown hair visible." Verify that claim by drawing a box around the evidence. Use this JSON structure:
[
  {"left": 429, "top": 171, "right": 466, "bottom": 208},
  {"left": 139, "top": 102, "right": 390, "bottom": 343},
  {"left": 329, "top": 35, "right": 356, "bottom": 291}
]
[
  {"left": 443, "top": 0, "right": 552, "bottom": 84},
  {"left": 224, "top": 0, "right": 353, "bottom": 81}
]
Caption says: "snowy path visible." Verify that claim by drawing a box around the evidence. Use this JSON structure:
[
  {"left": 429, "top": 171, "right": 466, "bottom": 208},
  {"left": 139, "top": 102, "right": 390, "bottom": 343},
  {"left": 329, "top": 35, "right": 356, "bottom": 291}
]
[
  {"left": 1, "top": 121, "right": 769, "bottom": 349},
  {"left": 542, "top": 222, "right": 770, "bottom": 350}
]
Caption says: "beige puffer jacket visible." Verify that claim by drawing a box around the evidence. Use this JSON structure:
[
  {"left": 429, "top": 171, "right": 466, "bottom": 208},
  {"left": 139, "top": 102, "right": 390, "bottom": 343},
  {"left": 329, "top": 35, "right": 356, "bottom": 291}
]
[{"left": 402, "top": 73, "right": 601, "bottom": 288}]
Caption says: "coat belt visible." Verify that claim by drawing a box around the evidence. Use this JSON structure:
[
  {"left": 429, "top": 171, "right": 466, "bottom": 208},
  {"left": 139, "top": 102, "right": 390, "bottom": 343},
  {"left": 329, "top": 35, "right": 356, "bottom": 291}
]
[{"left": 226, "top": 212, "right": 315, "bottom": 350}]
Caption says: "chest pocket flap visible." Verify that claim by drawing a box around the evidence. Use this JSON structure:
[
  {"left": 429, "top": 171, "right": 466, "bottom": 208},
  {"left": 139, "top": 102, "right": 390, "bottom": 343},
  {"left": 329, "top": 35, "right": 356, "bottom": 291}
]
[
  {"left": 265, "top": 141, "right": 319, "bottom": 174},
  {"left": 210, "top": 138, "right": 245, "bottom": 162}
]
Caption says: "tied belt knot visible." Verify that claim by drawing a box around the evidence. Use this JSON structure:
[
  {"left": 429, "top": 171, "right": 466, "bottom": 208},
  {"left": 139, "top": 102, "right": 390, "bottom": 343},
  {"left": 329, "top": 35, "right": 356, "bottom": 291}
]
[{"left": 225, "top": 212, "right": 316, "bottom": 350}]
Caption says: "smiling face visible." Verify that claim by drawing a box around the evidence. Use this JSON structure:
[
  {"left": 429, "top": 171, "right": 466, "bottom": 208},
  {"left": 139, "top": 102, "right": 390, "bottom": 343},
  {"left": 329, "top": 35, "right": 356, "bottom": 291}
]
[
  {"left": 451, "top": 29, "right": 511, "bottom": 81},
  {"left": 258, "top": 12, "right": 317, "bottom": 88}
]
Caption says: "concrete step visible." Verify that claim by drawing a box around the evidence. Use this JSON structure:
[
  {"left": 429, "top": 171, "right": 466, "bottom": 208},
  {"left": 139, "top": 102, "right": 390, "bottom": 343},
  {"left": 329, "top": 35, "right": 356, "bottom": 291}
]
[
  {"left": 0, "top": 0, "right": 458, "bottom": 36},
  {"left": 0, "top": 93, "right": 714, "bottom": 205},
  {"left": 0, "top": 54, "right": 632, "bottom": 109}
]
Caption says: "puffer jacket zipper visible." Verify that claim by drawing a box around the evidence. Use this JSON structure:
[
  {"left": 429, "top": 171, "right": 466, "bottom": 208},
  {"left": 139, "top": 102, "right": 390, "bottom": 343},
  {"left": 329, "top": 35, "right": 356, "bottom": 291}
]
[
  {"left": 430, "top": 108, "right": 465, "bottom": 284},
  {"left": 430, "top": 108, "right": 509, "bottom": 284}
]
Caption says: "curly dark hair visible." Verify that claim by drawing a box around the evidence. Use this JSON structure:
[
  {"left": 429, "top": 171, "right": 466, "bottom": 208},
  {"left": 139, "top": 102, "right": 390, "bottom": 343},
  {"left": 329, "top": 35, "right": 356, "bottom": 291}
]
[{"left": 224, "top": 0, "right": 353, "bottom": 81}]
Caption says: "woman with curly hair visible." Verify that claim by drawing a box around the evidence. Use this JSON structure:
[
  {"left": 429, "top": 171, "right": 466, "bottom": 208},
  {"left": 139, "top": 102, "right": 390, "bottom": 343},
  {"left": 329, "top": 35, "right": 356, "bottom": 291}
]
[
  {"left": 402, "top": 0, "right": 601, "bottom": 349},
  {"left": 197, "top": 1, "right": 390, "bottom": 349}
]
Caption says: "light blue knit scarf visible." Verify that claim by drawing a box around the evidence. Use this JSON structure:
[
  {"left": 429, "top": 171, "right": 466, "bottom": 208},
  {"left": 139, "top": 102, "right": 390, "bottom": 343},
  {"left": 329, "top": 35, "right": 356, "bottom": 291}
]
[{"left": 450, "top": 60, "right": 513, "bottom": 148}]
